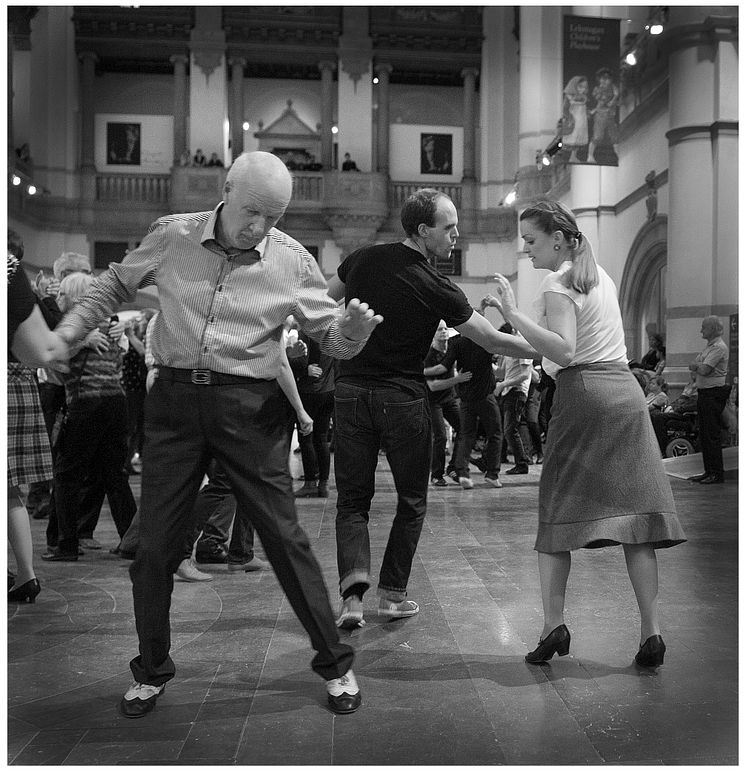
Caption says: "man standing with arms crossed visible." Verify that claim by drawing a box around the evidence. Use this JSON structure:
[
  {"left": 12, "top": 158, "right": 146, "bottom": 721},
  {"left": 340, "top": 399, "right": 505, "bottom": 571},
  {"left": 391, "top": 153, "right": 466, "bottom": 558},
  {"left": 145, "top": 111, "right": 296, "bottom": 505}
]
[
  {"left": 56, "top": 151, "right": 382, "bottom": 717},
  {"left": 328, "top": 188, "right": 535, "bottom": 629}
]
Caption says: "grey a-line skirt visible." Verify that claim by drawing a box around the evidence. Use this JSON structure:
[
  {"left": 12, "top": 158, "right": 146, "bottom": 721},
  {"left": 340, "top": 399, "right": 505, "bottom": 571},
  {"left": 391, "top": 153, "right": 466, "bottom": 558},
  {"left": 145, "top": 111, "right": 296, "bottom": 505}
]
[{"left": 536, "top": 361, "right": 686, "bottom": 553}]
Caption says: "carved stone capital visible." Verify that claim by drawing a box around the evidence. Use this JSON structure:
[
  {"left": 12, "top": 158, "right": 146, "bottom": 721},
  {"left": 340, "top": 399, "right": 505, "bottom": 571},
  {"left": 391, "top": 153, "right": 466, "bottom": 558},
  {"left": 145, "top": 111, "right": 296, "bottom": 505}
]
[
  {"left": 324, "top": 213, "right": 387, "bottom": 255},
  {"left": 190, "top": 29, "right": 226, "bottom": 83}
]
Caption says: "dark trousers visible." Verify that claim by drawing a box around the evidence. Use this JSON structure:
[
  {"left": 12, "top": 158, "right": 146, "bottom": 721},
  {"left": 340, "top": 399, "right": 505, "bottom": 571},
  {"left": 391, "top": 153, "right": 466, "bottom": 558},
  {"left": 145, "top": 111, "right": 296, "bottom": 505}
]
[
  {"left": 54, "top": 395, "right": 136, "bottom": 555},
  {"left": 697, "top": 385, "right": 731, "bottom": 475},
  {"left": 126, "top": 389, "right": 146, "bottom": 461},
  {"left": 129, "top": 378, "right": 352, "bottom": 686},
  {"left": 524, "top": 383, "right": 543, "bottom": 457},
  {"left": 297, "top": 390, "right": 335, "bottom": 482},
  {"left": 187, "top": 459, "right": 256, "bottom": 562},
  {"left": 502, "top": 389, "right": 530, "bottom": 467},
  {"left": 27, "top": 382, "right": 66, "bottom": 513},
  {"left": 334, "top": 380, "right": 431, "bottom": 601},
  {"left": 454, "top": 394, "right": 503, "bottom": 477},
  {"left": 430, "top": 396, "right": 461, "bottom": 478}
]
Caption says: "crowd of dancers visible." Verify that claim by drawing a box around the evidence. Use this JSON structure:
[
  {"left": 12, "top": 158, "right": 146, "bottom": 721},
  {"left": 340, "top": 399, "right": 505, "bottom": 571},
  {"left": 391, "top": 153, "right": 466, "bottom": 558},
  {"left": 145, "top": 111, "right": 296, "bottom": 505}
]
[{"left": 9, "top": 150, "right": 691, "bottom": 719}]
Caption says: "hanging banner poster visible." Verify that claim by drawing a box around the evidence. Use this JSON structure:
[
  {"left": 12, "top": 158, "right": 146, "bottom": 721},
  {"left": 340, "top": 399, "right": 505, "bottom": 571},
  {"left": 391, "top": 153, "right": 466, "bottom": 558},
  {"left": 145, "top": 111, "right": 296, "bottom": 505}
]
[{"left": 562, "top": 15, "right": 620, "bottom": 166}]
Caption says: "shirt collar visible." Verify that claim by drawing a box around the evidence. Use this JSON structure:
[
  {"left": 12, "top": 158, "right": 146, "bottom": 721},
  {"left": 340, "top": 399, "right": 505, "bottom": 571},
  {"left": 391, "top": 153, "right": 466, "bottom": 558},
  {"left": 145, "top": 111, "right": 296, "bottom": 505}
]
[{"left": 202, "top": 202, "right": 268, "bottom": 258}]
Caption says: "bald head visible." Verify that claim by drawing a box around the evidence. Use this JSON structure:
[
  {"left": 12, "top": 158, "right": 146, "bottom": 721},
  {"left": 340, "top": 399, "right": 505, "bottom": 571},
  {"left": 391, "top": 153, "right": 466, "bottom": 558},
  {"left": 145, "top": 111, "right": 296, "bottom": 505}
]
[{"left": 219, "top": 152, "right": 294, "bottom": 249}]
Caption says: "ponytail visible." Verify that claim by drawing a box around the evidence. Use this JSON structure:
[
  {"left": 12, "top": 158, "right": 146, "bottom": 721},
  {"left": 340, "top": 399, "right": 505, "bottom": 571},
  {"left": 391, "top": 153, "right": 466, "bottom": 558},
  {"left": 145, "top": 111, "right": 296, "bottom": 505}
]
[{"left": 564, "top": 232, "right": 598, "bottom": 294}]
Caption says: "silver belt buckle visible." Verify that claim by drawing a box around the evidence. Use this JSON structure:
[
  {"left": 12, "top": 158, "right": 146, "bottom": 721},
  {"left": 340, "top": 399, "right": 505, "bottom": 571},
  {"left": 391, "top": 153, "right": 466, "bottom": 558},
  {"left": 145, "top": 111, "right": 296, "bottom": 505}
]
[{"left": 191, "top": 369, "right": 211, "bottom": 385}]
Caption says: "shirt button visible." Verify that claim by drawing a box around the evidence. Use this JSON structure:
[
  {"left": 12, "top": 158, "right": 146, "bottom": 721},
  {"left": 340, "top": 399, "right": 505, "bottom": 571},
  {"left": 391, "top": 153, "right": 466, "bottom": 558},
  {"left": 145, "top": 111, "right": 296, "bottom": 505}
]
[{"left": 217, "top": 285, "right": 223, "bottom": 292}]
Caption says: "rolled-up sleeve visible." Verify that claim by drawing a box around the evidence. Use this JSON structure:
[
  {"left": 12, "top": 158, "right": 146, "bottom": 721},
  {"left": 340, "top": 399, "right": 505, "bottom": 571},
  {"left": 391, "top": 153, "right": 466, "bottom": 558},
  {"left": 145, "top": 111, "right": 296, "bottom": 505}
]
[{"left": 56, "top": 227, "right": 162, "bottom": 342}]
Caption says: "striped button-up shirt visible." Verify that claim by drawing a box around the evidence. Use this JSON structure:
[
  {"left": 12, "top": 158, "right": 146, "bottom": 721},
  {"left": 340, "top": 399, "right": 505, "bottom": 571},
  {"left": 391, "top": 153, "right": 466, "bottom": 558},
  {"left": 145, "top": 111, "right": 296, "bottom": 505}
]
[{"left": 57, "top": 205, "right": 367, "bottom": 378}]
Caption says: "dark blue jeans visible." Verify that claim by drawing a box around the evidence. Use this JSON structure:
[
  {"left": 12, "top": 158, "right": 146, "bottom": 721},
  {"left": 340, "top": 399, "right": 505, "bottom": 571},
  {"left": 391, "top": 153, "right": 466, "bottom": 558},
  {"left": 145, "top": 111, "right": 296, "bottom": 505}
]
[
  {"left": 430, "top": 395, "right": 461, "bottom": 478},
  {"left": 334, "top": 380, "right": 432, "bottom": 602}
]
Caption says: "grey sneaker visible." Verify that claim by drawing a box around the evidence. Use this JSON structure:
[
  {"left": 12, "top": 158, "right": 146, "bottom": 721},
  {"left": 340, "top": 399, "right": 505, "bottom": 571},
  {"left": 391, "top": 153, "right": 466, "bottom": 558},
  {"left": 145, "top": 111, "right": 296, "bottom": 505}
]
[
  {"left": 336, "top": 596, "right": 365, "bottom": 629},
  {"left": 484, "top": 474, "right": 503, "bottom": 488},
  {"left": 175, "top": 558, "right": 212, "bottom": 582},
  {"left": 458, "top": 476, "right": 474, "bottom": 490},
  {"left": 378, "top": 598, "right": 419, "bottom": 618}
]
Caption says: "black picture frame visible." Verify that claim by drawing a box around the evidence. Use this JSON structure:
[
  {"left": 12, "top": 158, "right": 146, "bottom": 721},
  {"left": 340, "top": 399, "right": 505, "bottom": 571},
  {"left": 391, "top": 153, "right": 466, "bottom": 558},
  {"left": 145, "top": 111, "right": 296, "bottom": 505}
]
[
  {"left": 420, "top": 133, "right": 452, "bottom": 175},
  {"left": 107, "top": 122, "right": 141, "bottom": 166}
]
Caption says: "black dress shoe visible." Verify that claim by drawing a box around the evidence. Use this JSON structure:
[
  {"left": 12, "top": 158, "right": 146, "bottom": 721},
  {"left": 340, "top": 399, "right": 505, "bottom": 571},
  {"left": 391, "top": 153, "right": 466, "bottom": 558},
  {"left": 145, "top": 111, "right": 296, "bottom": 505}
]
[
  {"left": 506, "top": 465, "right": 529, "bottom": 475},
  {"left": 688, "top": 472, "right": 709, "bottom": 482},
  {"left": 8, "top": 578, "right": 41, "bottom": 603},
  {"left": 699, "top": 473, "right": 724, "bottom": 484},
  {"left": 635, "top": 634, "right": 666, "bottom": 667},
  {"left": 194, "top": 544, "right": 228, "bottom": 564},
  {"left": 525, "top": 624, "right": 571, "bottom": 663},
  {"left": 119, "top": 683, "right": 165, "bottom": 718},
  {"left": 326, "top": 670, "right": 362, "bottom": 714},
  {"left": 41, "top": 548, "right": 78, "bottom": 562}
]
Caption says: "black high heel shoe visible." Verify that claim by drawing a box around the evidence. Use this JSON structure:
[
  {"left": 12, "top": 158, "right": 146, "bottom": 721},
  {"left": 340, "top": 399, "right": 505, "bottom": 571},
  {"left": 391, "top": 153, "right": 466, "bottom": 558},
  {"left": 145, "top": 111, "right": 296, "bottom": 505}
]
[
  {"left": 635, "top": 635, "right": 665, "bottom": 667},
  {"left": 525, "top": 624, "right": 571, "bottom": 663},
  {"left": 8, "top": 578, "right": 41, "bottom": 604}
]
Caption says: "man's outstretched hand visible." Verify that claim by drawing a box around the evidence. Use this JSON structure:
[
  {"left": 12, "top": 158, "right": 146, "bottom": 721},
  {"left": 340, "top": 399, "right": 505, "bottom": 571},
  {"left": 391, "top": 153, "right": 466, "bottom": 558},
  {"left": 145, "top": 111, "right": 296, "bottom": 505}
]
[{"left": 339, "top": 298, "right": 384, "bottom": 342}]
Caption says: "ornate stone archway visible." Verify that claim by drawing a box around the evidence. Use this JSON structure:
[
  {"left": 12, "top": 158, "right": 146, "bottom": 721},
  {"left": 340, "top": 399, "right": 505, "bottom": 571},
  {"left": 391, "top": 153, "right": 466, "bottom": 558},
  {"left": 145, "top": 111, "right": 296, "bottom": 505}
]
[{"left": 618, "top": 215, "right": 668, "bottom": 360}]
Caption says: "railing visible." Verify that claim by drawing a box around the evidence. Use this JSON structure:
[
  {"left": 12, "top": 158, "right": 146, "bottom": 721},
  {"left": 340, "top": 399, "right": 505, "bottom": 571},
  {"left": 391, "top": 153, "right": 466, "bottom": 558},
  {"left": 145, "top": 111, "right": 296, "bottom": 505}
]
[
  {"left": 96, "top": 173, "right": 171, "bottom": 204},
  {"left": 291, "top": 171, "right": 324, "bottom": 202},
  {"left": 390, "top": 181, "right": 462, "bottom": 208}
]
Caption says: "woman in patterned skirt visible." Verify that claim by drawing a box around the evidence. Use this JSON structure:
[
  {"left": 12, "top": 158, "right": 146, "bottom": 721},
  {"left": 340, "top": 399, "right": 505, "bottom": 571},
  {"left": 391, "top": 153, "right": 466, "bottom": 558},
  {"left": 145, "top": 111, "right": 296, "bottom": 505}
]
[
  {"left": 7, "top": 230, "right": 68, "bottom": 603},
  {"left": 483, "top": 200, "right": 686, "bottom": 668}
]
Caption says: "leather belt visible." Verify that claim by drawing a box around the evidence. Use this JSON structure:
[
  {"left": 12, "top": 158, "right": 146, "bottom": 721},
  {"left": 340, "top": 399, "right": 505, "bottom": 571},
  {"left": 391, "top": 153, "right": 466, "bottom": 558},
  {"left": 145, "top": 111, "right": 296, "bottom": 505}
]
[{"left": 157, "top": 366, "right": 267, "bottom": 386}]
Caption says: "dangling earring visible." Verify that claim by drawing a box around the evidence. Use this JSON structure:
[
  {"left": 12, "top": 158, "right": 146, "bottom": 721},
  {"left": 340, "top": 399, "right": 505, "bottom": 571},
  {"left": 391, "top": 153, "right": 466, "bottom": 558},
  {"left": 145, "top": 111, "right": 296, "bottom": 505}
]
[{"left": 553, "top": 245, "right": 560, "bottom": 251}]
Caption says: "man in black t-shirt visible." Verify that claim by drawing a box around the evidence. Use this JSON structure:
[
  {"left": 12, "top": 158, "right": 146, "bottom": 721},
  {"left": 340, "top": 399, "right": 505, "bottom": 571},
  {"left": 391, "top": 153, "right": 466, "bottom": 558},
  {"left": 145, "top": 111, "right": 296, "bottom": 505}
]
[{"left": 326, "top": 188, "right": 535, "bottom": 629}]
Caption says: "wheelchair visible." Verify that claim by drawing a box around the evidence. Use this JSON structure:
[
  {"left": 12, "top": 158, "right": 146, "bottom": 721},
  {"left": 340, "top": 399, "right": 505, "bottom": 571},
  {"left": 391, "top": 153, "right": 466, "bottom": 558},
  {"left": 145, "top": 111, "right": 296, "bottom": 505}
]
[{"left": 663, "top": 411, "right": 699, "bottom": 458}]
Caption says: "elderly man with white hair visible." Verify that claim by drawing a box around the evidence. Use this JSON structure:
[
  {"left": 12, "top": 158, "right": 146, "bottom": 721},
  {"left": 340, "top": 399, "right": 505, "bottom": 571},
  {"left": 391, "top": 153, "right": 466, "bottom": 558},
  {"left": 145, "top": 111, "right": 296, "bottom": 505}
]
[
  {"left": 688, "top": 315, "right": 730, "bottom": 484},
  {"left": 56, "top": 151, "right": 383, "bottom": 718}
]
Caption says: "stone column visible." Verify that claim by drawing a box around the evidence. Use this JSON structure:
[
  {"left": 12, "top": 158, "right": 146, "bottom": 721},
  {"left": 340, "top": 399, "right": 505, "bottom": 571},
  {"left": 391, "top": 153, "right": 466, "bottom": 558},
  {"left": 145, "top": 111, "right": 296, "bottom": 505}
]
[
  {"left": 229, "top": 57, "right": 246, "bottom": 160},
  {"left": 7, "top": 26, "right": 14, "bottom": 156},
  {"left": 337, "top": 7, "right": 373, "bottom": 170},
  {"left": 374, "top": 63, "right": 392, "bottom": 174},
  {"left": 663, "top": 8, "right": 739, "bottom": 385},
  {"left": 189, "top": 7, "right": 227, "bottom": 163},
  {"left": 318, "top": 60, "right": 335, "bottom": 170},
  {"left": 79, "top": 51, "right": 98, "bottom": 201},
  {"left": 514, "top": 6, "right": 563, "bottom": 307},
  {"left": 170, "top": 54, "right": 188, "bottom": 165},
  {"left": 461, "top": 67, "right": 478, "bottom": 181}
]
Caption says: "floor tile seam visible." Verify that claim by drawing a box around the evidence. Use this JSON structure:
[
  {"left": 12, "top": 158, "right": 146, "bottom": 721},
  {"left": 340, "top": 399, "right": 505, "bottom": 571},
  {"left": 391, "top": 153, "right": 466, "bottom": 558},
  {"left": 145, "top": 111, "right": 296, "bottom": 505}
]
[
  {"left": 419, "top": 551, "right": 516, "bottom": 738},
  {"left": 6, "top": 728, "right": 40, "bottom": 765},
  {"left": 229, "top": 595, "right": 283, "bottom": 761}
]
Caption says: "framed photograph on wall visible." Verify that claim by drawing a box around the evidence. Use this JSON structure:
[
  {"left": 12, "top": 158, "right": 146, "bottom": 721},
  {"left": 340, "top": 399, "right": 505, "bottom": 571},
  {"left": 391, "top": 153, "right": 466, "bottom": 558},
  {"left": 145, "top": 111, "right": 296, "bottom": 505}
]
[
  {"left": 107, "top": 122, "right": 141, "bottom": 166},
  {"left": 420, "top": 133, "right": 452, "bottom": 174}
]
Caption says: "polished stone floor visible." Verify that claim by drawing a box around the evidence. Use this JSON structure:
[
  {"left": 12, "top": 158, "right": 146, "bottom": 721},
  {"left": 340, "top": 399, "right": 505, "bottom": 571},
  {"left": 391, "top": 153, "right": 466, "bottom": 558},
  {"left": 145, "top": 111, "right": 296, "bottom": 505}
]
[{"left": 7, "top": 451, "right": 739, "bottom": 765}]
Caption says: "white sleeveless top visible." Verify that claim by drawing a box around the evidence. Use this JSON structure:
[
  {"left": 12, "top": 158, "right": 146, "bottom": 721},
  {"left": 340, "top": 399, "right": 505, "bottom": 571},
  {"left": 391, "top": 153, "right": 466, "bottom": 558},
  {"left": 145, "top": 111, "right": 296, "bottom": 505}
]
[{"left": 532, "top": 261, "right": 628, "bottom": 379}]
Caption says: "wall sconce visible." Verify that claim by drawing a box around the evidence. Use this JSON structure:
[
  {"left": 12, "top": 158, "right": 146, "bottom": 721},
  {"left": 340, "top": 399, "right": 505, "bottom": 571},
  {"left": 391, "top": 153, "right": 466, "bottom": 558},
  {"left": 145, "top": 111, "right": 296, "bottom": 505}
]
[
  {"left": 535, "top": 131, "right": 563, "bottom": 171},
  {"left": 503, "top": 187, "right": 518, "bottom": 207}
]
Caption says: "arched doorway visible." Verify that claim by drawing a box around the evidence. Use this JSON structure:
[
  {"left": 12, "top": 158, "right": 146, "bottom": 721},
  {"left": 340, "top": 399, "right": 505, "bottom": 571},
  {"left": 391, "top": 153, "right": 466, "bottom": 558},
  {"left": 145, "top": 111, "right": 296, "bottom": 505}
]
[{"left": 618, "top": 216, "right": 668, "bottom": 362}]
